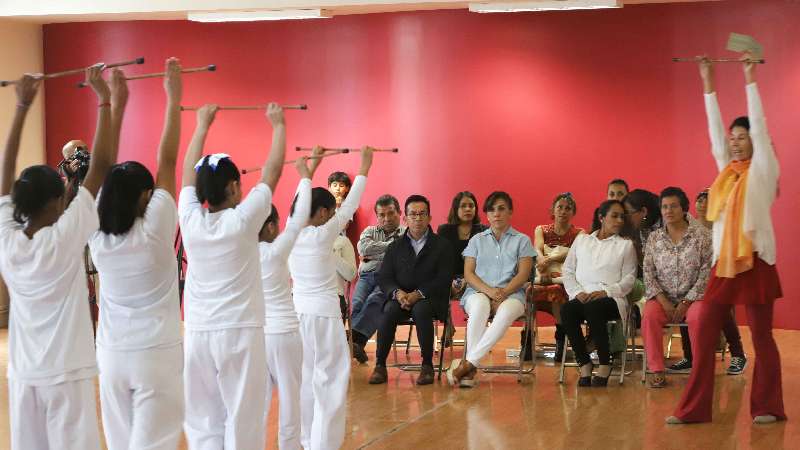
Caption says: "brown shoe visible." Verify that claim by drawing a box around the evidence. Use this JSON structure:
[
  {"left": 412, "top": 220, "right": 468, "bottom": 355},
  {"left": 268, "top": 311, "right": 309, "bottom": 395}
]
[
  {"left": 368, "top": 366, "right": 388, "bottom": 385},
  {"left": 447, "top": 359, "right": 477, "bottom": 387},
  {"left": 416, "top": 365, "right": 435, "bottom": 385}
]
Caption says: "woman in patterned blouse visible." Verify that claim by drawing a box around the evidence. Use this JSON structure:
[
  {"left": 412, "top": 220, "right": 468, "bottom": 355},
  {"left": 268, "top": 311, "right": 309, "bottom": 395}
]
[{"left": 641, "top": 187, "right": 712, "bottom": 387}]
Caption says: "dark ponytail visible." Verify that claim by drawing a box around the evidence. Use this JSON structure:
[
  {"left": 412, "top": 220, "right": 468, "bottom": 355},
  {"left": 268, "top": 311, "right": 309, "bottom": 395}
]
[
  {"left": 98, "top": 161, "right": 155, "bottom": 235},
  {"left": 11, "top": 165, "right": 65, "bottom": 224},
  {"left": 196, "top": 156, "right": 240, "bottom": 207}
]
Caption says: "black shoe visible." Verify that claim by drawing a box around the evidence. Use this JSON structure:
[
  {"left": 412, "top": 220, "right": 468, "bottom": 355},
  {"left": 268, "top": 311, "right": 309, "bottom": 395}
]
[
  {"left": 591, "top": 375, "right": 610, "bottom": 387},
  {"left": 667, "top": 358, "right": 692, "bottom": 374},
  {"left": 577, "top": 363, "right": 593, "bottom": 387},
  {"left": 352, "top": 343, "right": 369, "bottom": 364}
]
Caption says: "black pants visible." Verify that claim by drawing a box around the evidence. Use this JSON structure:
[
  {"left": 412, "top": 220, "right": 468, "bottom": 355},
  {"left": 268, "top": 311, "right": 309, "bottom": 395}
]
[
  {"left": 560, "top": 297, "right": 620, "bottom": 366},
  {"left": 376, "top": 299, "right": 435, "bottom": 367},
  {"left": 339, "top": 295, "right": 348, "bottom": 324}
]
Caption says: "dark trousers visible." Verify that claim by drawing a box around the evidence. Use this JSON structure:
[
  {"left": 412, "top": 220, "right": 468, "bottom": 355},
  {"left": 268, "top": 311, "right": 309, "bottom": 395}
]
[
  {"left": 375, "top": 299, "right": 435, "bottom": 367},
  {"left": 679, "top": 306, "right": 744, "bottom": 360},
  {"left": 561, "top": 297, "right": 621, "bottom": 366}
]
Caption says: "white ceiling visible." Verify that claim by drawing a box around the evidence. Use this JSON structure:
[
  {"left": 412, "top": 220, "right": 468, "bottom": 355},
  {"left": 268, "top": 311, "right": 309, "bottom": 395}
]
[{"left": 0, "top": 0, "right": 721, "bottom": 24}]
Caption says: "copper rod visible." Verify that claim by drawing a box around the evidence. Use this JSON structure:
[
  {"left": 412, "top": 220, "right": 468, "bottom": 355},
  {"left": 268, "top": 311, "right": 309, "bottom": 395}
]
[{"left": 2, "top": 57, "right": 145, "bottom": 87}]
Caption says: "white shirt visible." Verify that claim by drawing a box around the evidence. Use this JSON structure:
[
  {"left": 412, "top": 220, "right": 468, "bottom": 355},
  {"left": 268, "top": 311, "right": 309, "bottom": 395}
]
[
  {"left": 333, "top": 235, "right": 357, "bottom": 297},
  {"left": 0, "top": 187, "right": 98, "bottom": 385},
  {"left": 563, "top": 232, "right": 637, "bottom": 332},
  {"left": 289, "top": 175, "right": 366, "bottom": 317},
  {"left": 260, "top": 178, "right": 310, "bottom": 334},
  {"left": 178, "top": 183, "right": 272, "bottom": 330},
  {"left": 89, "top": 189, "right": 182, "bottom": 351},
  {"left": 704, "top": 83, "right": 779, "bottom": 265}
]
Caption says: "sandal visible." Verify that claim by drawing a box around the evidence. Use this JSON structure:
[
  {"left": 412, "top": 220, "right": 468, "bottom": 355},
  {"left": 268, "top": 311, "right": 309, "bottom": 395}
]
[{"left": 648, "top": 371, "right": 667, "bottom": 388}]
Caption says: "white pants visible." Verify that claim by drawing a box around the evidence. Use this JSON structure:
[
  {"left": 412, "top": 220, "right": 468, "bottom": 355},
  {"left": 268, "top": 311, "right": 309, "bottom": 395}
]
[
  {"left": 97, "top": 345, "right": 184, "bottom": 450},
  {"left": 9, "top": 377, "right": 101, "bottom": 450},
  {"left": 265, "top": 331, "right": 303, "bottom": 450},
  {"left": 298, "top": 314, "right": 350, "bottom": 450},
  {"left": 465, "top": 293, "right": 525, "bottom": 367},
  {"left": 184, "top": 328, "right": 267, "bottom": 450}
]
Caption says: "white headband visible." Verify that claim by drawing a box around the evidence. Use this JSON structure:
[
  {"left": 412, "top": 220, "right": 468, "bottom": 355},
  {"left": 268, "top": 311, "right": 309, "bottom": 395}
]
[{"left": 195, "top": 153, "right": 231, "bottom": 172}]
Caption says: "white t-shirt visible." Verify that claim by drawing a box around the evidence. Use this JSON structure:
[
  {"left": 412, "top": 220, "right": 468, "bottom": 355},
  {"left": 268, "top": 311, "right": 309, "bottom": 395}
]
[
  {"left": 260, "top": 178, "right": 310, "bottom": 334},
  {"left": 289, "top": 175, "right": 366, "bottom": 318},
  {"left": 178, "top": 183, "right": 272, "bottom": 330},
  {"left": 89, "top": 189, "right": 182, "bottom": 351},
  {"left": 0, "top": 187, "right": 98, "bottom": 386}
]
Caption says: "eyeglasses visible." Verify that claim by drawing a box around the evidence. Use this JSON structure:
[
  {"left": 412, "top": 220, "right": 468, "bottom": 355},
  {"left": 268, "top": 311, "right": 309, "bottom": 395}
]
[{"left": 407, "top": 212, "right": 429, "bottom": 219}]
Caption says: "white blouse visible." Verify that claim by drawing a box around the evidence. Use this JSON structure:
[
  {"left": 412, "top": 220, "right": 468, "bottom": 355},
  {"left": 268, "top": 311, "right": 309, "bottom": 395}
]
[
  {"left": 563, "top": 232, "right": 637, "bottom": 331},
  {"left": 704, "top": 82, "right": 779, "bottom": 265}
]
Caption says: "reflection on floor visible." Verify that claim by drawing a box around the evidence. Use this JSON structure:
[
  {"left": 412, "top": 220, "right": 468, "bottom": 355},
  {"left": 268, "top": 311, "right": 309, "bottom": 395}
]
[{"left": 0, "top": 326, "right": 796, "bottom": 449}]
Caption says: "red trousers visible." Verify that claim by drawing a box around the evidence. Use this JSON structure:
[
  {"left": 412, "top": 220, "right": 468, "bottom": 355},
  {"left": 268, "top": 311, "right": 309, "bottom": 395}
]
[{"left": 672, "top": 301, "right": 786, "bottom": 422}]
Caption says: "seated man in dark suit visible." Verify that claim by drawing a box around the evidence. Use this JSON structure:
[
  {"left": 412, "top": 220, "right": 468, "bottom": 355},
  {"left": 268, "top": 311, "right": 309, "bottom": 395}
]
[{"left": 368, "top": 195, "right": 453, "bottom": 386}]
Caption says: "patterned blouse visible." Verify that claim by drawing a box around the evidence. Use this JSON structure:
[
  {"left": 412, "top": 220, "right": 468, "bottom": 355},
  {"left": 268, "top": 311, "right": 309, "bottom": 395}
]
[
  {"left": 643, "top": 220, "right": 713, "bottom": 304},
  {"left": 540, "top": 223, "right": 583, "bottom": 248}
]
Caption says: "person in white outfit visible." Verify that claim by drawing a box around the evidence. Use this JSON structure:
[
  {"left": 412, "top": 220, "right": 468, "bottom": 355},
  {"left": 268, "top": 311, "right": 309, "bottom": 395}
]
[
  {"left": 288, "top": 147, "right": 374, "bottom": 450},
  {"left": 89, "top": 57, "right": 184, "bottom": 450},
  {"left": 258, "top": 157, "right": 316, "bottom": 450},
  {"left": 178, "top": 101, "right": 287, "bottom": 450},
  {"left": 0, "top": 67, "right": 123, "bottom": 449}
]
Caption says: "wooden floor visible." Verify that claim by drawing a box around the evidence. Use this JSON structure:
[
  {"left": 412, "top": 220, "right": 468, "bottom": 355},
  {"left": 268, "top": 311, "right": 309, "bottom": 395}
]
[{"left": 0, "top": 325, "right": 797, "bottom": 450}]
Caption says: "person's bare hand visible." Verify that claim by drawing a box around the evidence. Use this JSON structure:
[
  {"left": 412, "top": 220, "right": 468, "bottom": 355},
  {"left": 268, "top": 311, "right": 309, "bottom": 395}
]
[
  {"left": 15, "top": 74, "right": 41, "bottom": 107},
  {"left": 576, "top": 292, "right": 590, "bottom": 303},
  {"left": 164, "top": 57, "right": 182, "bottom": 103},
  {"left": 295, "top": 157, "right": 311, "bottom": 178},
  {"left": 85, "top": 64, "right": 110, "bottom": 102},
  {"left": 698, "top": 55, "right": 713, "bottom": 81},
  {"left": 196, "top": 104, "right": 218, "bottom": 127},
  {"left": 266, "top": 102, "right": 285, "bottom": 127},
  {"left": 109, "top": 68, "right": 129, "bottom": 109}
]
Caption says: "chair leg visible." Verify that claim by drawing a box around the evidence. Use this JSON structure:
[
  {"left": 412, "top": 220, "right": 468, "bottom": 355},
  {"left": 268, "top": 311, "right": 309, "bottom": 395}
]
[
  {"left": 438, "top": 317, "right": 448, "bottom": 380},
  {"left": 559, "top": 334, "right": 569, "bottom": 384},
  {"left": 405, "top": 323, "right": 414, "bottom": 355}
]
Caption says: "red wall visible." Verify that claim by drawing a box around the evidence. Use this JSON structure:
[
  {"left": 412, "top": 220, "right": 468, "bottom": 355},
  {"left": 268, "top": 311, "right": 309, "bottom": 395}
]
[{"left": 42, "top": 0, "right": 800, "bottom": 328}]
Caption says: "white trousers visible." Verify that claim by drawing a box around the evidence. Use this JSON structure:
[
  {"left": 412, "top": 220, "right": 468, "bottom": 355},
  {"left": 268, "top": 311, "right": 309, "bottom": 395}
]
[
  {"left": 298, "top": 314, "right": 350, "bottom": 450},
  {"left": 97, "top": 344, "right": 184, "bottom": 450},
  {"left": 265, "top": 331, "right": 303, "bottom": 450},
  {"left": 9, "top": 377, "right": 101, "bottom": 450},
  {"left": 183, "top": 328, "right": 267, "bottom": 450},
  {"left": 464, "top": 293, "right": 525, "bottom": 367}
]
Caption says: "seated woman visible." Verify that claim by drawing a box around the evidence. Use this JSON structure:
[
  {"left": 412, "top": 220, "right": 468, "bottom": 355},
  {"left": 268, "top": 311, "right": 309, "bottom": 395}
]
[
  {"left": 623, "top": 189, "right": 662, "bottom": 275},
  {"left": 447, "top": 191, "right": 534, "bottom": 388},
  {"left": 641, "top": 187, "right": 712, "bottom": 388},
  {"left": 561, "top": 200, "right": 637, "bottom": 386},
  {"left": 437, "top": 191, "right": 487, "bottom": 298},
  {"left": 530, "top": 192, "right": 584, "bottom": 361}
]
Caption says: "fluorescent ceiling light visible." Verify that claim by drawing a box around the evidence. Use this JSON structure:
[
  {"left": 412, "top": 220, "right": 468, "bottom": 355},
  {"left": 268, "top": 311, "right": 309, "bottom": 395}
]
[
  {"left": 469, "top": 0, "right": 622, "bottom": 13},
  {"left": 188, "top": 9, "right": 331, "bottom": 22}
]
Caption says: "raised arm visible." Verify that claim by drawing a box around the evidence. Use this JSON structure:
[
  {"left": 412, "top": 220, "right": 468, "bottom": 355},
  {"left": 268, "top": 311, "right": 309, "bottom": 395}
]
[
  {"left": 321, "top": 147, "right": 373, "bottom": 238},
  {"left": 81, "top": 65, "right": 115, "bottom": 197},
  {"left": 262, "top": 103, "right": 286, "bottom": 192},
  {"left": 182, "top": 104, "right": 218, "bottom": 187},
  {"left": 155, "top": 57, "right": 182, "bottom": 198},
  {"left": 1, "top": 75, "right": 40, "bottom": 196},
  {"left": 743, "top": 55, "right": 780, "bottom": 192},
  {"left": 699, "top": 58, "right": 729, "bottom": 171},
  {"left": 270, "top": 159, "right": 312, "bottom": 259}
]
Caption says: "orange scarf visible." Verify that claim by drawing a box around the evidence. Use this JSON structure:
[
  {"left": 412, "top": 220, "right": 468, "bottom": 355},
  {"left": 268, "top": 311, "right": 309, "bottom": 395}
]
[{"left": 707, "top": 159, "right": 753, "bottom": 278}]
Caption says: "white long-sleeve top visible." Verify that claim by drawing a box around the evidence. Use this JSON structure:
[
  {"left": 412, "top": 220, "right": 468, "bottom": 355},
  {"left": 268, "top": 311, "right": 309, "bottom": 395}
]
[
  {"left": 704, "top": 82, "right": 779, "bottom": 265},
  {"left": 563, "top": 232, "right": 637, "bottom": 333},
  {"left": 289, "top": 175, "right": 366, "bottom": 317},
  {"left": 333, "top": 234, "right": 357, "bottom": 297},
  {"left": 260, "top": 178, "right": 311, "bottom": 334}
]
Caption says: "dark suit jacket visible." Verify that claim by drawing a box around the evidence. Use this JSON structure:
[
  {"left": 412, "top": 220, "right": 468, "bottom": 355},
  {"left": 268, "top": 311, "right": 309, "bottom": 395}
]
[{"left": 379, "top": 227, "right": 454, "bottom": 322}]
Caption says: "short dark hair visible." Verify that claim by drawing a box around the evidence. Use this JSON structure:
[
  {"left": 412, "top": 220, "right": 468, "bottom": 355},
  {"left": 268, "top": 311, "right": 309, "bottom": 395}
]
[
  {"left": 11, "top": 165, "right": 65, "bottom": 224},
  {"left": 374, "top": 194, "right": 400, "bottom": 214},
  {"left": 608, "top": 178, "right": 629, "bottom": 191},
  {"left": 660, "top": 186, "right": 690, "bottom": 212},
  {"left": 264, "top": 203, "right": 279, "bottom": 227},
  {"left": 196, "top": 156, "right": 240, "bottom": 206},
  {"left": 592, "top": 199, "right": 626, "bottom": 233},
  {"left": 552, "top": 192, "right": 577, "bottom": 215},
  {"left": 483, "top": 191, "right": 513, "bottom": 213},
  {"left": 98, "top": 161, "right": 155, "bottom": 235},
  {"left": 729, "top": 116, "right": 750, "bottom": 131},
  {"left": 447, "top": 191, "right": 480, "bottom": 225},
  {"left": 404, "top": 194, "right": 430, "bottom": 215},
  {"left": 307, "top": 187, "right": 336, "bottom": 218},
  {"left": 624, "top": 189, "right": 661, "bottom": 228},
  {"left": 327, "top": 171, "right": 351, "bottom": 189}
]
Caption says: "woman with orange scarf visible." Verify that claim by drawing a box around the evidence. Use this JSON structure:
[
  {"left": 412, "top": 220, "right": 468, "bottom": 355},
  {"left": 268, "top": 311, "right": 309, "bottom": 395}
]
[{"left": 667, "top": 54, "right": 783, "bottom": 424}]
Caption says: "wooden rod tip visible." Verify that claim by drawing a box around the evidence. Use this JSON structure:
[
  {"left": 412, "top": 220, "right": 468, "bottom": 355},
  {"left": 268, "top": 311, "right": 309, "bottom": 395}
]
[
  {"left": 207, "top": 64, "right": 217, "bottom": 72},
  {"left": 135, "top": 57, "right": 145, "bottom": 64}
]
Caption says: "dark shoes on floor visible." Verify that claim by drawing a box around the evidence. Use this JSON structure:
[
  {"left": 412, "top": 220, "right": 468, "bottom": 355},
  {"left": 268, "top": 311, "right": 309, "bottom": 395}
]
[
  {"left": 352, "top": 342, "right": 369, "bottom": 364},
  {"left": 416, "top": 365, "right": 435, "bottom": 385},
  {"left": 369, "top": 366, "right": 388, "bottom": 384}
]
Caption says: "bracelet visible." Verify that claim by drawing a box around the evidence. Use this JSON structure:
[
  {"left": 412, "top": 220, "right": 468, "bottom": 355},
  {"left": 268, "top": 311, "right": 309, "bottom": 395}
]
[
  {"left": 16, "top": 103, "right": 31, "bottom": 109},
  {"left": 98, "top": 102, "right": 111, "bottom": 108}
]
